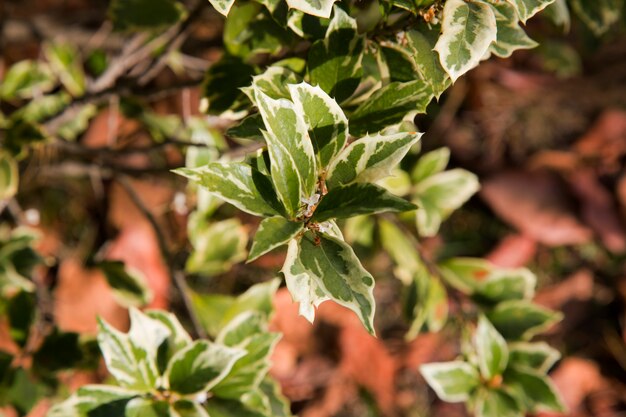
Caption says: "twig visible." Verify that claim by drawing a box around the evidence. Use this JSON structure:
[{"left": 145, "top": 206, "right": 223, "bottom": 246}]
[{"left": 116, "top": 175, "right": 207, "bottom": 339}]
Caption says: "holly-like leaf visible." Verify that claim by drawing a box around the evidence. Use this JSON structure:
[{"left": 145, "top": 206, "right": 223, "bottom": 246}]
[
  {"left": 475, "top": 388, "right": 524, "bottom": 417},
  {"left": 47, "top": 385, "right": 141, "bottom": 417},
  {"left": 420, "top": 361, "right": 480, "bottom": 402},
  {"left": 286, "top": 0, "right": 337, "bottom": 18},
  {"left": 308, "top": 7, "right": 365, "bottom": 102},
  {"left": 166, "top": 340, "right": 246, "bottom": 395},
  {"left": 405, "top": 30, "right": 451, "bottom": 99},
  {"left": 99, "top": 261, "right": 153, "bottom": 308},
  {"left": 434, "top": 0, "right": 497, "bottom": 82},
  {"left": 242, "top": 66, "right": 302, "bottom": 106},
  {"left": 311, "top": 183, "right": 416, "bottom": 222},
  {"left": 489, "top": 2, "right": 538, "bottom": 58},
  {"left": 174, "top": 163, "right": 283, "bottom": 217},
  {"left": 186, "top": 218, "right": 248, "bottom": 276},
  {"left": 288, "top": 82, "right": 348, "bottom": 169},
  {"left": 474, "top": 267, "right": 536, "bottom": 305},
  {"left": 173, "top": 400, "right": 210, "bottom": 417},
  {"left": 508, "top": 342, "right": 561, "bottom": 373},
  {"left": 282, "top": 233, "right": 376, "bottom": 334},
  {"left": 96, "top": 309, "right": 170, "bottom": 390},
  {"left": 349, "top": 80, "right": 432, "bottom": 136},
  {"left": 414, "top": 168, "right": 480, "bottom": 237},
  {"left": 213, "top": 312, "right": 281, "bottom": 398},
  {"left": 248, "top": 217, "right": 304, "bottom": 262},
  {"left": 145, "top": 310, "right": 192, "bottom": 372},
  {"left": 504, "top": 367, "right": 566, "bottom": 413},
  {"left": 487, "top": 300, "right": 562, "bottom": 340},
  {"left": 125, "top": 398, "right": 172, "bottom": 417},
  {"left": 255, "top": 91, "right": 317, "bottom": 219},
  {"left": 201, "top": 55, "right": 255, "bottom": 116},
  {"left": 108, "top": 0, "right": 186, "bottom": 30},
  {"left": 475, "top": 316, "right": 509, "bottom": 380},
  {"left": 506, "top": 0, "right": 557, "bottom": 23},
  {"left": 326, "top": 131, "right": 421, "bottom": 189}
]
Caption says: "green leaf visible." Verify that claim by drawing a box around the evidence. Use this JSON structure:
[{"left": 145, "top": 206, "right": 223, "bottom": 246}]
[
  {"left": 174, "top": 163, "right": 283, "bottom": 217},
  {"left": 508, "top": 342, "right": 561, "bottom": 373},
  {"left": 125, "top": 398, "right": 172, "bottom": 417},
  {"left": 209, "top": 0, "right": 236, "bottom": 16},
  {"left": 420, "top": 361, "right": 480, "bottom": 402},
  {"left": 504, "top": 367, "right": 566, "bottom": 413},
  {"left": 474, "top": 388, "right": 524, "bottom": 417},
  {"left": 57, "top": 104, "right": 97, "bottom": 141},
  {"left": 425, "top": 278, "right": 449, "bottom": 333},
  {"left": 489, "top": 2, "right": 538, "bottom": 58},
  {"left": 204, "top": 398, "right": 266, "bottom": 417},
  {"left": 326, "top": 131, "right": 421, "bottom": 189},
  {"left": 475, "top": 316, "right": 509, "bottom": 380},
  {"left": 166, "top": 340, "right": 246, "bottom": 395},
  {"left": 487, "top": 300, "right": 562, "bottom": 340},
  {"left": 173, "top": 400, "right": 210, "bottom": 417},
  {"left": 379, "top": 219, "right": 421, "bottom": 285},
  {"left": 32, "top": 328, "right": 84, "bottom": 373},
  {"left": 243, "top": 66, "right": 301, "bottom": 106},
  {"left": 97, "top": 308, "right": 170, "bottom": 390},
  {"left": 255, "top": 91, "right": 317, "bottom": 218},
  {"left": 349, "top": 81, "right": 433, "bottom": 136},
  {"left": 405, "top": 30, "right": 451, "bottom": 99},
  {"left": 411, "top": 148, "right": 450, "bottom": 183},
  {"left": 109, "top": 0, "right": 186, "bottom": 30},
  {"left": 186, "top": 219, "right": 248, "bottom": 276},
  {"left": 43, "top": 43, "right": 86, "bottom": 97},
  {"left": 249, "top": 217, "right": 304, "bottom": 262},
  {"left": 8, "top": 290, "right": 35, "bottom": 348},
  {"left": 414, "top": 168, "right": 480, "bottom": 237},
  {"left": 506, "top": 0, "right": 557, "bottom": 23},
  {"left": 543, "top": 0, "right": 571, "bottom": 31},
  {"left": 570, "top": 0, "right": 623, "bottom": 35},
  {"left": 474, "top": 268, "right": 536, "bottom": 305},
  {"left": 226, "top": 114, "right": 265, "bottom": 141},
  {"left": 434, "top": 0, "right": 497, "bottom": 82},
  {"left": 144, "top": 310, "right": 192, "bottom": 372},
  {"left": 282, "top": 233, "right": 376, "bottom": 334},
  {"left": 190, "top": 279, "right": 280, "bottom": 337},
  {"left": 286, "top": 0, "right": 337, "bottom": 17},
  {"left": 47, "top": 385, "right": 140, "bottom": 417},
  {"left": 308, "top": 7, "right": 365, "bottom": 102},
  {"left": 224, "top": 3, "right": 292, "bottom": 58},
  {"left": 0, "top": 60, "right": 55, "bottom": 100},
  {"left": 312, "top": 183, "right": 416, "bottom": 222},
  {"left": 438, "top": 257, "right": 493, "bottom": 294},
  {"left": 380, "top": 45, "right": 420, "bottom": 83},
  {"left": 213, "top": 312, "right": 281, "bottom": 398},
  {"left": 258, "top": 378, "right": 292, "bottom": 417},
  {"left": 98, "top": 261, "right": 153, "bottom": 308},
  {"left": 201, "top": 55, "right": 255, "bottom": 116},
  {"left": 0, "top": 151, "right": 18, "bottom": 201},
  {"left": 288, "top": 82, "right": 348, "bottom": 170}
]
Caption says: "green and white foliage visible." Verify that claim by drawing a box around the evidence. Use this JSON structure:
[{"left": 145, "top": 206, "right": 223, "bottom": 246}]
[
  {"left": 570, "top": 0, "right": 624, "bottom": 35},
  {"left": 48, "top": 306, "right": 288, "bottom": 417},
  {"left": 179, "top": 80, "right": 419, "bottom": 334}
]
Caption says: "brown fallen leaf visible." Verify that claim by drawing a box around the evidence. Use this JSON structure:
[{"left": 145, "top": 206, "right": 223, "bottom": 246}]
[
  {"left": 486, "top": 234, "right": 538, "bottom": 268},
  {"left": 567, "top": 170, "right": 626, "bottom": 254},
  {"left": 481, "top": 170, "right": 592, "bottom": 246}
]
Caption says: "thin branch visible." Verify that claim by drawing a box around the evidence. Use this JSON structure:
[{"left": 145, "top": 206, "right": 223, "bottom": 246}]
[{"left": 116, "top": 175, "right": 207, "bottom": 339}]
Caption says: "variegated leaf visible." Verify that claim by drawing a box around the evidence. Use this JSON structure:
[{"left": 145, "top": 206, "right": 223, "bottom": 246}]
[
  {"left": 349, "top": 80, "right": 433, "bottom": 136},
  {"left": 255, "top": 91, "right": 317, "bottom": 218},
  {"left": 166, "top": 340, "right": 246, "bottom": 394},
  {"left": 286, "top": 0, "right": 337, "bottom": 18},
  {"left": 96, "top": 308, "right": 170, "bottom": 390},
  {"left": 311, "top": 183, "right": 416, "bottom": 222},
  {"left": 570, "top": 0, "right": 622, "bottom": 36},
  {"left": 475, "top": 315, "right": 509, "bottom": 380},
  {"left": 288, "top": 82, "right": 348, "bottom": 170},
  {"left": 509, "top": 342, "right": 561, "bottom": 373},
  {"left": 47, "top": 385, "right": 141, "bottom": 417},
  {"left": 420, "top": 361, "right": 480, "bottom": 403},
  {"left": 282, "top": 233, "right": 376, "bottom": 334},
  {"left": 405, "top": 30, "right": 451, "bottom": 99},
  {"left": 174, "top": 163, "right": 283, "bottom": 217},
  {"left": 434, "top": 0, "right": 497, "bottom": 82},
  {"left": 242, "top": 66, "right": 301, "bottom": 106},
  {"left": 209, "top": 0, "right": 236, "bottom": 16},
  {"left": 506, "top": 0, "right": 556, "bottom": 23},
  {"left": 248, "top": 217, "right": 304, "bottom": 262},
  {"left": 326, "top": 131, "right": 421, "bottom": 189},
  {"left": 308, "top": 7, "right": 365, "bottom": 102},
  {"left": 489, "top": 2, "right": 538, "bottom": 58}
]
